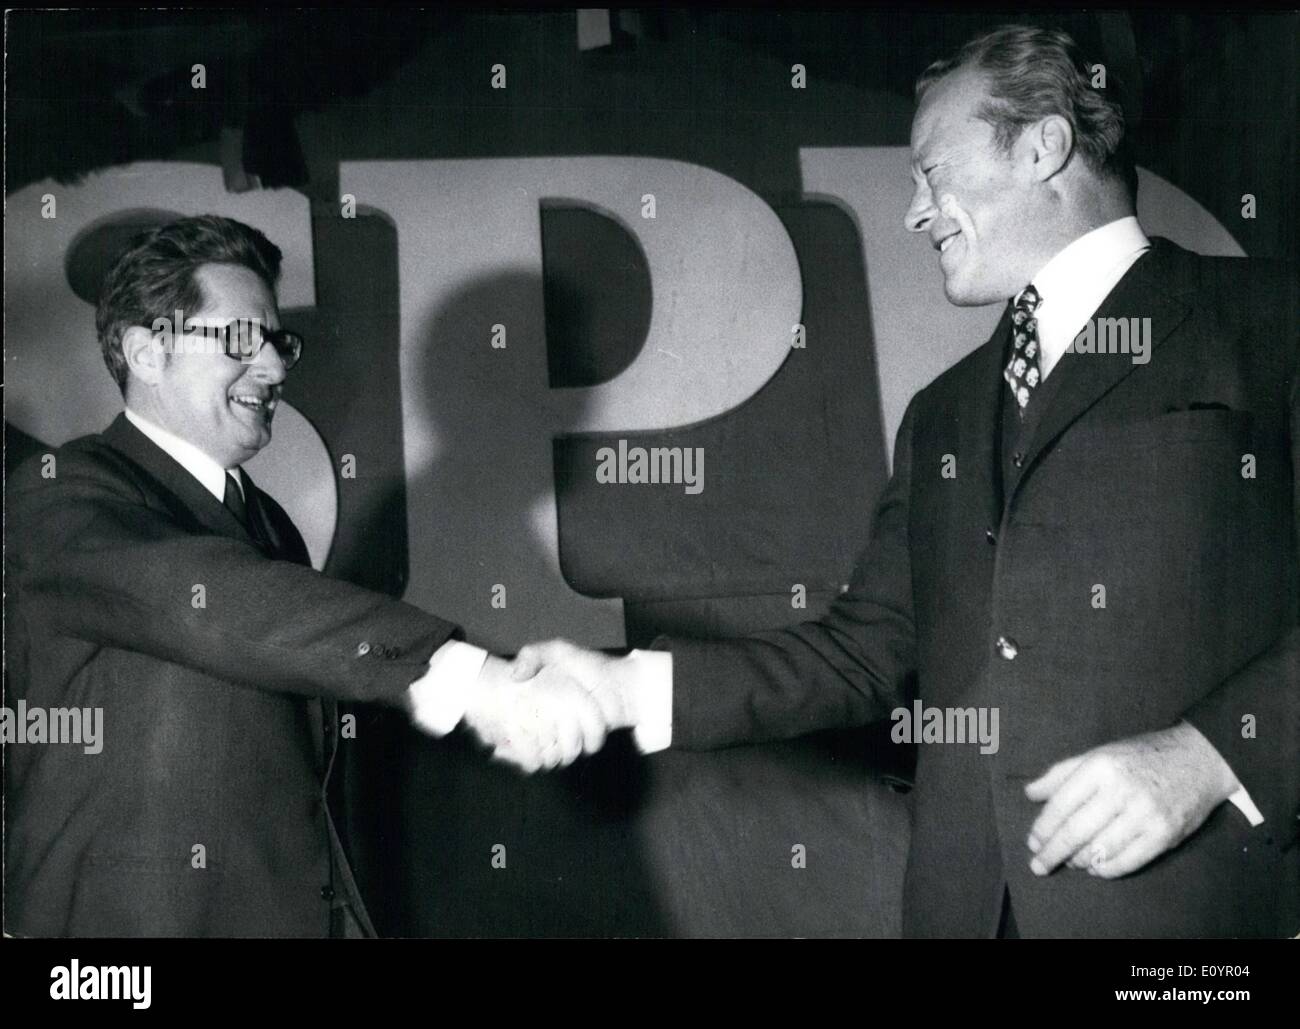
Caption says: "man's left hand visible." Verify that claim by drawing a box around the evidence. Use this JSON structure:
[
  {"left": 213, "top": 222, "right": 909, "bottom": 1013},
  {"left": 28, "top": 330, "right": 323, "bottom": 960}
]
[{"left": 1024, "top": 722, "right": 1239, "bottom": 879}]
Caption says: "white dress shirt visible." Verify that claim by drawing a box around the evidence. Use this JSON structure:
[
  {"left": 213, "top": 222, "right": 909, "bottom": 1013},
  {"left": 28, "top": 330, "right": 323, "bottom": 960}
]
[
  {"left": 125, "top": 408, "right": 242, "bottom": 503},
  {"left": 630, "top": 218, "right": 1264, "bottom": 826},
  {"left": 1024, "top": 215, "right": 1151, "bottom": 381},
  {"left": 123, "top": 407, "right": 485, "bottom": 730}
]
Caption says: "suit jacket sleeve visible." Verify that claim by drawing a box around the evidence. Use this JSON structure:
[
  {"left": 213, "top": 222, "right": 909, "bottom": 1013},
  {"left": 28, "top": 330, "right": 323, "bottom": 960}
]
[
  {"left": 1183, "top": 343, "right": 1300, "bottom": 831},
  {"left": 7, "top": 443, "right": 459, "bottom": 707},
  {"left": 656, "top": 396, "right": 920, "bottom": 751}
]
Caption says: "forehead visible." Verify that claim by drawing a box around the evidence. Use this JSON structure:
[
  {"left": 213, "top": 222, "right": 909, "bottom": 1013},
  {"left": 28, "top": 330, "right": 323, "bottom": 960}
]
[
  {"left": 192, "top": 263, "right": 277, "bottom": 315},
  {"left": 910, "top": 67, "right": 990, "bottom": 157}
]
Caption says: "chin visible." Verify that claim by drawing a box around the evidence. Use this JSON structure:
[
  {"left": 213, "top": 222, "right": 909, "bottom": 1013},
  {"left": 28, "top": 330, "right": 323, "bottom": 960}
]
[
  {"left": 228, "top": 435, "right": 269, "bottom": 465},
  {"left": 943, "top": 274, "right": 1003, "bottom": 308},
  {"left": 229, "top": 419, "right": 273, "bottom": 453},
  {"left": 942, "top": 278, "right": 978, "bottom": 307}
]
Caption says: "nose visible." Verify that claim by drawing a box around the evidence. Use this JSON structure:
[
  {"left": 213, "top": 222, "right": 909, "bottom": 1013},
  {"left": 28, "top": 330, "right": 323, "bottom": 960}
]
[
  {"left": 249, "top": 337, "right": 287, "bottom": 384},
  {"left": 905, "top": 179, "right": 936, "bottom": 234}
]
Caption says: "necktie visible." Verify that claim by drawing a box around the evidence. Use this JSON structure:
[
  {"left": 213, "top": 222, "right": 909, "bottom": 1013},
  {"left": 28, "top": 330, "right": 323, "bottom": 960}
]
[
  {"left": 225, "top": 469, "right": 285, "bottom": 559},
  {"left": 1003, "top": 284, "right": 1042, "bottom": 417},
  {"left": 223, "top": 468, "right": 271, "bottom": 550},
  {"left": 222, "top": 471, "right": 251, "bottom": 530}
]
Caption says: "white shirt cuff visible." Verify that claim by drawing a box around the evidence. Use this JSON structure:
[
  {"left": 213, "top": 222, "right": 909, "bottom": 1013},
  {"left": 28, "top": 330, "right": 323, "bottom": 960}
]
[
  {"left": 407, "top": 640, "right": 489, "bottom": 736},
  {"left": 624, "top": 649, "right": 673, "bottom": 753},
  {"left": 1228, "top": 785, "right": 1265, "bottom": 827}
]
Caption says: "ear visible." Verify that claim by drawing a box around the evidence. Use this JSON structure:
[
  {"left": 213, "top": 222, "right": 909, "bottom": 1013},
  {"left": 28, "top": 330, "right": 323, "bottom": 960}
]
[
  {"left": 121, "top": 324, "right": 167, "bottom": 387},
  {"left": 1019, "top": 114, "right": 1073, "bottom": 182}
]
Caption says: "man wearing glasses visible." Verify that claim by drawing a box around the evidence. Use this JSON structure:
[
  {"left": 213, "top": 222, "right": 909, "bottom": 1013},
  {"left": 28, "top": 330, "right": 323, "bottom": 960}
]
[{"left": 5, "top": 215, "right": 606, "bottom": 938}]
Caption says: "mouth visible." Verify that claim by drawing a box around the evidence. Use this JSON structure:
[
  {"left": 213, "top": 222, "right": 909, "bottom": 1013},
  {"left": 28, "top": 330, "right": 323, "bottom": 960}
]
[
  {"left": 229, "top": 392, "right": 278, "bottom": 421},
  {"left": 934, "top": 231, "right": 960, "bottom": 253}
]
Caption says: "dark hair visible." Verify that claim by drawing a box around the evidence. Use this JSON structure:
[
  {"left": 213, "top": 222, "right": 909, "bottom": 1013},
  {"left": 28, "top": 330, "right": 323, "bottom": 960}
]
[
  {"left": 916, "top": 24, "right": 1137, "bottom": 198},
  {"left": 95, "top": 215, "right": 283, "bottom": 394}
]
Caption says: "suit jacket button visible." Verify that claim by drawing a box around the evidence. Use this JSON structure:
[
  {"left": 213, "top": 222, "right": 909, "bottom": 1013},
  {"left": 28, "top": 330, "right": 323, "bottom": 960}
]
[
  {"left": 985, "top": 530, "right": 997, "bottom": 545},
  {"left": 356, "top": 642, "right": 371, "bottom": 657},
  {"left": 320, "top": 885, "right": 335, "bottom": 901},
  {"left": 995, "top": 635, "right": 1019, "bottom": 660},
  {"left": 1012, "top": 452, "right": 1025, "bottom": 468}
]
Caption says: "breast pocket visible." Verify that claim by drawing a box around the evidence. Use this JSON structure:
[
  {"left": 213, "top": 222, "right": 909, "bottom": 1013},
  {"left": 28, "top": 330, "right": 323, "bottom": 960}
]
[
  {"left": 1047, "top": 408, "right": 1254, "bottom": 513},
  {"left": 1126, "top": 407, "right": 1254, "bottom": 448},
  {"left": 1023, "top": 407, "right": 1261, "bottom": 611},
  {"left": 1061, "top": 407, "right": 1254, "bottom": 451}
]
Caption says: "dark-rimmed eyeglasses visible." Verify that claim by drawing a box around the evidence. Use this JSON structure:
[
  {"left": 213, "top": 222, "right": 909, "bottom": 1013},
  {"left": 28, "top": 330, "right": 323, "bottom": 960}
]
[{"left": 161, "top": 319, "right": 304, "bottom": 370}]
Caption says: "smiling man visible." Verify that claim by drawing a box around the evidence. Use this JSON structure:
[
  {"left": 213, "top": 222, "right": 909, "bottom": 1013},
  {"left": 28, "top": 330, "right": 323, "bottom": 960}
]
[
  {"left": 515, "top": 24, "right": 1299, "bottom": 937},
  {"left": 127, "top": 264, "right": 293, "bottom": 478},
  {"left": 4, "top": 215, "right": 607, "bottom": 937}
]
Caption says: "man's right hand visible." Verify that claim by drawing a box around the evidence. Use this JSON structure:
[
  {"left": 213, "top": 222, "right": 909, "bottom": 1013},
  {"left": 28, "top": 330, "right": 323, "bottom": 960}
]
[
  {"left": 510, "top": 639, "right": 640, "bottom": 732},
  {"left": 407, "top": 638, "right": 669, "bottom": 770},
  {"left": 460, "top": 654, "right": 610, "bottom": 773}
]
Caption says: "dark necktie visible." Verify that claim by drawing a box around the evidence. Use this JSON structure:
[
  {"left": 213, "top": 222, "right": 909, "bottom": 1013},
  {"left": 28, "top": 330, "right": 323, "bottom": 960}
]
[
  {"left": 1003, "top": 284, "right": 1043, "bottom": 417},
  {"left": 222, "top": 470, "right": 251, "bottom": 531},
  {"left": 222, "top": 468, "right": 276, "bottom": 556}
]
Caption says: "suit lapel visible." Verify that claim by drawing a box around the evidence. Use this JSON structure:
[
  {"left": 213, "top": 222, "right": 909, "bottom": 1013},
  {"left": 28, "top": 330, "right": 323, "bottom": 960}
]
[
  {"left": 962, "top": 304, "right": 1014, "bottom": 522},
  {"left": 101, "top": 413, "right": 256, "bottom": 546},
  {"left": 1010, "top": 239, "right": 1192, "bottom": 489},
  {"left": 104, "top": 415, "right": 331, "bottom": 768},
  {"left": 240, "top": 469, "right": 305, "bottom": 564}
]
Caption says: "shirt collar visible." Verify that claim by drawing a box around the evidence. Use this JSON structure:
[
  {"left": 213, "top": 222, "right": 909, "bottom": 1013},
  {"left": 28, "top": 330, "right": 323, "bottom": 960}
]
[
  {"left": 124, "top": 408, "right": 242, "bottom": 504},
  {"left": 1020, "top": 216, "right": 1152, "bottom": 378},
  {"left": 1028, "top": 215, "right": 1150, "bottom": 302}
]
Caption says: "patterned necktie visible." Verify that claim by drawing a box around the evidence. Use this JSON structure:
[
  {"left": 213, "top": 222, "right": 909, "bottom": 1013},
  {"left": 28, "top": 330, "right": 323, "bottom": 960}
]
[{"left": 1003, "top": 284, "right": 1042, "bottom": 417}]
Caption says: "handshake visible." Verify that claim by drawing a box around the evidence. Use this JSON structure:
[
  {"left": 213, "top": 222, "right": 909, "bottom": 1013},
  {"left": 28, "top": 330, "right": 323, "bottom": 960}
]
[{"left": 421, "top": 640, "right": 641, "bottom": 773}]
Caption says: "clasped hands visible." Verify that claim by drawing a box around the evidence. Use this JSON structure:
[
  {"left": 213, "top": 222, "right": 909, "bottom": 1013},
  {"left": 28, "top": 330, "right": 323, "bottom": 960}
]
[{"left": 462, "top": 641, "right": 630, "bottom": 773}]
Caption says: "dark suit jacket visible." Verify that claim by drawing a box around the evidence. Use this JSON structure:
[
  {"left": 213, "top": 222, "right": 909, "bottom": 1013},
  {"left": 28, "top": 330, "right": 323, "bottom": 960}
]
[
  {"left": 662, "top": 238, "right": 1300, "bottom": 938},
  {"left": 5, "top": 414, "right": 457, "bottom": 936}
]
